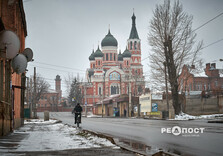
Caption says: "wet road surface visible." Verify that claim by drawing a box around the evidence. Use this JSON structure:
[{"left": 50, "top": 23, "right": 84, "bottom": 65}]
[{"left": 42, "top": 112, "right": 223, "bottom": 156}]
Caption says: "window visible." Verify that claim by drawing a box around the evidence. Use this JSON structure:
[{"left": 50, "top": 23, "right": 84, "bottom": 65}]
[
  {"left": 93, "top": 64, "right": 95, "bottom": 68},
  {"left": 134, "top": 41, "right": 137, "bottom": 50},
  {"left": 111, "top": 85, "right": 119, "bottom": 95},
  {"left": 139, "top": 42, "right": 140, "bottom": 50},
  {"left": 114, "top": 54, "right": 116, "bottom": 61},
  {"left": 110, "top": 53, "right": 112, "bottom": 61},
  {"left": 106, "top": 54, "right": 108, "bottom": 61},
  {"left": 130, "top": 41, "right": 132, "bottom": 50},
  {"left": 204, "top": 84, "right": 206, "bottom": 90},
  {"left": 215, "top": 81, "right": 218, "bottom": 87},
  {"left": 99, "top": 87, "right": 102, "bottom": 95},
  {"left": 98, "top": 61, "right": 100, "bottom": 65},
  {"left": 127, "top": 61, "right": 129, "bottom": 66}
]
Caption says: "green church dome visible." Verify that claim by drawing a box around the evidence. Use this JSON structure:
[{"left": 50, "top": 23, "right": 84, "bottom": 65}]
[
  {"left": 122, "top": 47, "right": 131, "bottom": 58},
  {"left": 101, "top": 29, "right": 118, "bottom": 47},
  {"left": 94, "top": 46, "right": 104, "bottom": 57},
  {"left": 118, "top": 51, "right": 123, "bottom": 61},
  {"left": 89, "top": 49, "right": 95, "bottom": 61}
]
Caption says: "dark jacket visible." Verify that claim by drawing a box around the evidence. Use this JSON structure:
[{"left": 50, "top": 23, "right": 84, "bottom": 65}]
[{"left": 73, "top": 105, "right": 83, "bottom": 113}]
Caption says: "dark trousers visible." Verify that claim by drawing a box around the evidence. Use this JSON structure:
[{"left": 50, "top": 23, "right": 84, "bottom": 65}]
[{"left": 75, "top": 112, "right": 81, "bottom": 123}]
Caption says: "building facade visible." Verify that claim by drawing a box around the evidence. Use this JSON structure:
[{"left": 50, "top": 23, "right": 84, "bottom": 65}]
[
  {"left": 0, "top": 0, "right": 27, "bottom": 135},
  {"left": 178, "top": 63, "right": 223, "bottom": 95},
  {"left": 37, "top": 75, "right": 62, "bottom": 112},
  {"left": 83, "top": 13, "right": 145, "bottom": 114}
]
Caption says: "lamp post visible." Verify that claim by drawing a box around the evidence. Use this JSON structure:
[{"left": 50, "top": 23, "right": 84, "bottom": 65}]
[{"left": 102, "top": 70, "right": 106, "bottom": 118}]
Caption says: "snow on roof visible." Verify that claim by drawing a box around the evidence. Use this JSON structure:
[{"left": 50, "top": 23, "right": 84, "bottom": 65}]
[
  {"left": 48, "top": 89, "right": 58, "bottom": 93},
  {"left": 191, "top": 70, "right": 208, "bottom": 77}
]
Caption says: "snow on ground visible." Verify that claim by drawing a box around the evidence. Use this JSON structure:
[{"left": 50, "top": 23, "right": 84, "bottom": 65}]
[
  {"left": 10, "top": 119, "right": 118, "bottom": 152},
  {"left": 173, "top": 112, "right": 223, "bottom": 120}
]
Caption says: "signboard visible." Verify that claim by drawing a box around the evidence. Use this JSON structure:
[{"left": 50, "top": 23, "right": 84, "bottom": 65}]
[
  {"left": 109, "top": 72, "right": 120, "bottom": 80},
  {"left": 152, "top": 103, "right": 158, "bottom": 112},
  {"left": 150, "top": 112, "right": 161, "bottom": 115}
]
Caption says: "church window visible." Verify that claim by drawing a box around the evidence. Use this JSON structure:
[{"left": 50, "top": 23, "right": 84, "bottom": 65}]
[
  {"left": 130, "top": 41, "right": 132, "bottom": 50},
  {"left": 114, "top": 54, "right": 116, "bottom": 61},
  {"left": 106, "top": 54, "right": 108, "bottom": 61},
  {"left": 93, "top": 64, "right": 95, "bottom": 68},
  {"left": 99, "top": 87, "right": 102, "bottom": 95},
  {"left": 134, "top": 41, "right": 137, "bottom": 50},
  {"left": 127, "top": 61, "right": 129, "bottom": 66},
  {"left": 110, "top": 53, "right": 112, "bottom": 61},
  {"left": 139, "top": 42, "right": 140, "bottom": 50},
  {"left": 98, "top": 61, "right": 100, "bottom": 65}
]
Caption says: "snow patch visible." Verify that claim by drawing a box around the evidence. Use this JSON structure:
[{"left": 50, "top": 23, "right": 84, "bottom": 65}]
[
  {"left": 172, "top": 112, "right": 223, "bottom": 120},
  {"left": 10, "top": 119, "right": 118, "bottom": 152}
]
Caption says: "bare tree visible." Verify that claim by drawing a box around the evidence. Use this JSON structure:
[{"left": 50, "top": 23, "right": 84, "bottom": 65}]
[
  {"left": 64, "top": 73, "right": 74, "bottom": 96},
  {"left": 148, "top": 0, "right": 203, "bottom": 115},
  {"left": 30, "top": 74, "right": 50, "bottom": 106}
]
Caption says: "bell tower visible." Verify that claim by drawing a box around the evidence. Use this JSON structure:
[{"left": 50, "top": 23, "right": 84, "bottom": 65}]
[{"left": 55, "top": 75, "right": 62, "bottom": 101}]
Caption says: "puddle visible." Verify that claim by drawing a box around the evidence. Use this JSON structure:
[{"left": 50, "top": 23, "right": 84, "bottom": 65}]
[{"left": 114, "top": 138, "right": 174, "bottom": 156}]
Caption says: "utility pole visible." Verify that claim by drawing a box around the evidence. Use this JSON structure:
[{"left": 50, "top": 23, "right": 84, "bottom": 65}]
[
  {"left": 30, "top": 78, "right": 33, "bottom": 118},
  {"left": 128, "top": 71, "right": 132, "bottom": 117},
  {"left": 33, "top": 67, "right": 37, "bottom": 118},
  {"left": 84, "top": 82, "right": 87, "bottom": 117},
  {"left": 26, "top": 77, "right": 30, "bottom": 117}
]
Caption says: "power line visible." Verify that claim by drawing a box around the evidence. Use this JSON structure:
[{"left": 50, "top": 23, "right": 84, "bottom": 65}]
[
  {"left": 29, "top": 64, "right": 85, "bottom": 75},
  {"left": 193, "top": 12, "right": 223, "bottom": 32},
  {"left": 201, "top": 38, "right": 223, "bottom": 50},
  {"left": 31, "top": 61, "right": 86, "bottom": 72}
]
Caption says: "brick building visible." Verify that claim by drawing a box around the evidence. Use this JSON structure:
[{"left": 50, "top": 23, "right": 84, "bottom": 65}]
[
  {"left": 179, "top": 63, "right": 223, "bottom": 94},
  {"left": 0, "top": 0, "right": 27, "bottom": 135},
  {"left": 83, "top": 13, "right": 145, "bottom": 115},
  {"left": 37, "top": 75, "right": 62, "bottom": 112}
]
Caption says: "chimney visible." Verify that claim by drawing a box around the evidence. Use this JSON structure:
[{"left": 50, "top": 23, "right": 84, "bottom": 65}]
[
  {"left": 206, "top": 63, "right": 210, "bottom": 70},
  {"left": 211, "top": 63, "right": 216, "bottom": 69}
]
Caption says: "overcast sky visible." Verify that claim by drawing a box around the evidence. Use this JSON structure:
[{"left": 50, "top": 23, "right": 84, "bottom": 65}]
[{"left": 23, "top": 0, "right": 223, "bottom": 97}]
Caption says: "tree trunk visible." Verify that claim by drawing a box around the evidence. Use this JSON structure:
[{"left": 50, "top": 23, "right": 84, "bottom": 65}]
[{"left": 165, "top": 38, "right": 181, "bottom": 115}]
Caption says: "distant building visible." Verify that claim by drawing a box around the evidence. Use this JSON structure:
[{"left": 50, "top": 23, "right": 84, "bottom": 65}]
[
  {"left": 37, "top": 75, "right": 62, "bottom": 112},
  {"left": 82, "top": 13, "right": 145, "bottom": 115},
  {"left": 178, "top": 63, "right": 223, "bottom": 95}
]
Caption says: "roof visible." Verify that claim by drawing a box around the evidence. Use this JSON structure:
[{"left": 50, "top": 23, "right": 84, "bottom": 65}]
[
  {"left": 89, "top": 49, "right": 95, "bottom": 60},
  {"left": 101, "top": 29, "right": 118, "bottom": 47},
  {"left": 191, "top": 70, "right": 208, "bottom": 77},
  {"left": 94, "top": 46, "right": 103, "bottom": 57},
  {"left": 129, "top": 13, "right": 139, "bottom": 39},
  {"left": 118, "top": 51, "right": 123, "bottom": 61},
  {"left": 122, "top": 47, "right": 131, "bottom": 58}
]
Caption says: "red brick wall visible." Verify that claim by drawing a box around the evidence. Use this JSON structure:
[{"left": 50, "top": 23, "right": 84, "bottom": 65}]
[{"left": 0, "top": 0, "right": 27, "bottom": 135}]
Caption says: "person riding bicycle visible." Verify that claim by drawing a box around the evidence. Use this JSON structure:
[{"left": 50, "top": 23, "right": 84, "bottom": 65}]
[{"left": 72, "top": 103, "right": 83, "bottom": 124}]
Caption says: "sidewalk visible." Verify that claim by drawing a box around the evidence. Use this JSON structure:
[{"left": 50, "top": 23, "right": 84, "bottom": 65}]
[{"left": 0, "top": 119, "right": 137, "bottom": 156}]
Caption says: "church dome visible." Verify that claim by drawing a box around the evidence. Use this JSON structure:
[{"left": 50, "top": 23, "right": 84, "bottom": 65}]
[
  {"left": 122, "top": 47, "right": 131, "bottom": 58},
  {"left": 88, "top": 49, "right": 95, "bottom": 61},
  {"left": 101, "top": 29, "right": 118, "bottom": 47},
  {"left": 94, "top": 46, "right": 104, "bottom": 57},
  {"left": 118, "top": 51, "right": 123, "bottom": 61}
]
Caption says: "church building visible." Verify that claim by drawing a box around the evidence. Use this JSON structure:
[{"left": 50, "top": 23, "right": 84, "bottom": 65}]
[{"left": 83, "top": 13, "right": 145, "bottom": 114}]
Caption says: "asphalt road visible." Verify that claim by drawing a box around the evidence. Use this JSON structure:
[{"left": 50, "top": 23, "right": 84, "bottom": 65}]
[{"left": 39, "top": 112, "right": 223, "bottom": 156}]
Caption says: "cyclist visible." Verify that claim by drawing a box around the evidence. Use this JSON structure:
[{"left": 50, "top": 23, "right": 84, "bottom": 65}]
[{"left": 72, "top": 103, "right": 83, "bottom": 124}]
